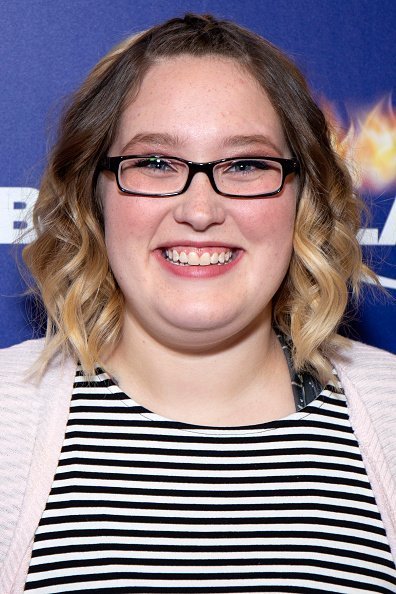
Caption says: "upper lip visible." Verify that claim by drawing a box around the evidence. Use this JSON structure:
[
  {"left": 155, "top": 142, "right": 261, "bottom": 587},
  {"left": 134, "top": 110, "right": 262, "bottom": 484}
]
[{"left": 158, "top": 240, "right": 241, "bottom": 250}]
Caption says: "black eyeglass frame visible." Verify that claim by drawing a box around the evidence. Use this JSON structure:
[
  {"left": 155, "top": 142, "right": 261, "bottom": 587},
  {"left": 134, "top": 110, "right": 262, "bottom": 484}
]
[{"left": 101, "top": 154, "right": 299, "bottom": 198}]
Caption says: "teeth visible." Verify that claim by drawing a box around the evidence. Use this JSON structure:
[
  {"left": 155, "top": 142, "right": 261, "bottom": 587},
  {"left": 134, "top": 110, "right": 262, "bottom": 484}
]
[
  {"left": 199, "top": 252, "right": 211, "bottom": 266},
  {"left": 165, "top": 249, "right": 233, "bottom": 266},
  {"left": 187, "top": 252, "right": 200, "bottom": 265}
]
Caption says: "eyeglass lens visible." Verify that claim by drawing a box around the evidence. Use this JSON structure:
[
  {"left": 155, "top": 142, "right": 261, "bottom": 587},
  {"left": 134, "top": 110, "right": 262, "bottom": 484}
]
[{"left": 118, "top": 157, "right": 283, "bottom": 196}]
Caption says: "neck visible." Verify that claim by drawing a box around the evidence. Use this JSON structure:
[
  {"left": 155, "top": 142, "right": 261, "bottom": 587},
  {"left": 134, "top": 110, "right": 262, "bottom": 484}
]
[{"left": 103, "top": 315, "right": 295, "bottom": 427}]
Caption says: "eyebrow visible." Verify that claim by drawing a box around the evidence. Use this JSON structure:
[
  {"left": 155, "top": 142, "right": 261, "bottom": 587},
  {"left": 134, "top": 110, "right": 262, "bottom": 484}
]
[
  {"left": 120, "top": 132, "right": 282, "bottom": 155},
  {"left": 219, "top": 134, "right": 282, "bottom": 154},
  {"left": 120, "top": 133, "right": 185, "bottom": 153}
]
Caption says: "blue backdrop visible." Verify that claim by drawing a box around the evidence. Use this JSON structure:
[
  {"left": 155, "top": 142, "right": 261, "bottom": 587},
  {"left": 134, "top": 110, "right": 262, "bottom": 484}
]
[{"left": 1, "top": 0, "right": 395, "bottom": 352}]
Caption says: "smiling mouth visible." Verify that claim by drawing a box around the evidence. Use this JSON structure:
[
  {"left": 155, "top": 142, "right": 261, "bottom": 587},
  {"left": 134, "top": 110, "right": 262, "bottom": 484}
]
[{"left": 162, "top": 248, "right": 236, "bottom": 266}]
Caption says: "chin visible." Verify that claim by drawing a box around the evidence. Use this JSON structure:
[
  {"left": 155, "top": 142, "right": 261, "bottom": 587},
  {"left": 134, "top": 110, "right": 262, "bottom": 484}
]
[
  {"left": 154, "top": 305, "right": 270, "bottom": 351},
  {"left": 160, "top": 303, "right": 239, "bottom": 331}
]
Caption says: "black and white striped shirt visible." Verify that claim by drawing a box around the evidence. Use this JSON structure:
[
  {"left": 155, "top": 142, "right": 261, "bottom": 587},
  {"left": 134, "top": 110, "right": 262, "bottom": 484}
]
[{"left": 25, "top": 367, "right": 396, "bottom": 593}]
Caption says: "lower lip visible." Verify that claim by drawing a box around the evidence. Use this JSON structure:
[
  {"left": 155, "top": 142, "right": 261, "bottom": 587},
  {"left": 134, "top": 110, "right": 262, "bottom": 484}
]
[{"left": 154, "top": 250, "right": 243, "bottom": 278}]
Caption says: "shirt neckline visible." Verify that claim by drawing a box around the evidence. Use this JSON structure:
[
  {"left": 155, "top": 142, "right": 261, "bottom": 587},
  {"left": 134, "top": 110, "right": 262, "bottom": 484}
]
[
  {"left": 93, "top": 367, "right": 335, "bottom": 437},
  {"left": 87, "top": 331, "right": 340, "bottom": 436}
]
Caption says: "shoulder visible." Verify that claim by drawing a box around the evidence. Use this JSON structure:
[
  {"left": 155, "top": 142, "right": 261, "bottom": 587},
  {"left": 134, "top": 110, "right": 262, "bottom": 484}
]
[
  {"left": 331, "top": 339, "right": 396, "bottom": 448},
  {"left": 332, "top": 339, "right": 396, "bottom": 394},
  {"left": 0, "top": 338, "right": 46, "bottom": 380},
  {"left": 0, "top": 337, "right": 76, "bottom": 403},
  {"left": 336, "top": 338, "right": 396, "bottom": 362}
]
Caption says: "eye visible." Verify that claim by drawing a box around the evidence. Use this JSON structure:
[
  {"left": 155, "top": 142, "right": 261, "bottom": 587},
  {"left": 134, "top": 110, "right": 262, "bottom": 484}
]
[
  {"left": 133, "top": 156, "right": 178, "bottom": 173},
  {"left": 224, "top": 159, "right": 272, "bottom": 175}
]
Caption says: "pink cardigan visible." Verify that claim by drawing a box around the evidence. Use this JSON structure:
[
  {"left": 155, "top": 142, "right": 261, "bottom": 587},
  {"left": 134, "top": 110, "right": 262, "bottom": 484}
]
[{"left": 0, "top": 338, "right": 395, "bottom": 592}]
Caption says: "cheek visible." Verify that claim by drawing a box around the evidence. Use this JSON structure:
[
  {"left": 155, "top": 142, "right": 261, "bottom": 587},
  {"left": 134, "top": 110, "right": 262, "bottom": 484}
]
[
  {"left": 237, "top": 197, "right": 296, "bottom": 250},
  {"left": 104, "top": 196, "right": 167, "bottom": 255},
  {"left": 102, "top": 197, "right": 162, "bottom": 292}
]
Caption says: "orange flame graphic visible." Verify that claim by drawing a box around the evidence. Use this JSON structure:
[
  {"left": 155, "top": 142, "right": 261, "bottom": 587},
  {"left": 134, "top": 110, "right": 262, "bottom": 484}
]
[{"left": 323, "top": 95, "right": 396, "bottom": 192}]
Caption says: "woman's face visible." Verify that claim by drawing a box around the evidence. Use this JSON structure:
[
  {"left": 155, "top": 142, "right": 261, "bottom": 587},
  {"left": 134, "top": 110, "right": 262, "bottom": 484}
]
[{"left": 101, "top": 55, "right": 297, "bottom": 351}]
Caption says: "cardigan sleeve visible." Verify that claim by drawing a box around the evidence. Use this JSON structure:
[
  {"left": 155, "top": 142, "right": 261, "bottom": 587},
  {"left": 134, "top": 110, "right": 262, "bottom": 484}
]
[
  {"left": 0, "top": 339, "right": 76, "bottom": 593},
  {"left": 333, "top": 340, "right": 396, "bottom": 563}
]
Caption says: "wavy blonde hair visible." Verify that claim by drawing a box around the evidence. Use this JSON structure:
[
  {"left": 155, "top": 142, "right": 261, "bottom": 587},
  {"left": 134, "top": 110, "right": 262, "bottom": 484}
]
[{"left": 23, "top": 13, "right": 376, "bottom": 383}]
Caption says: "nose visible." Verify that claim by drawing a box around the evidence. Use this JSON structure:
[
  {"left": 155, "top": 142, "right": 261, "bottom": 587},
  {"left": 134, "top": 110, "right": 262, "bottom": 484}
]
[{"left": 173, "top": 172, "right": 226, "bottom": 231}]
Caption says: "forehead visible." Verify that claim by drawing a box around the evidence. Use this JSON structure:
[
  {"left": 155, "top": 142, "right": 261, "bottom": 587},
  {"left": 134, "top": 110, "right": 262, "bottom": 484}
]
[{"left": 113, "top": 55, "right": 288, "bottom": 156}]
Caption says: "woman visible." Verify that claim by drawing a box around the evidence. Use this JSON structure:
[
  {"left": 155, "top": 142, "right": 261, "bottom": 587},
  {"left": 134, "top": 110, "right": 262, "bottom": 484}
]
[{"left": 1, "top": 13, "right": 395, "bottom": 593}]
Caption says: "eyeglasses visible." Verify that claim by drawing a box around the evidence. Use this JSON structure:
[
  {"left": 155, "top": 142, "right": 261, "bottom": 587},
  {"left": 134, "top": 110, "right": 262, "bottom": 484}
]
[{"left": 101, "top": 154, "right": 299, "bottom": 198}]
